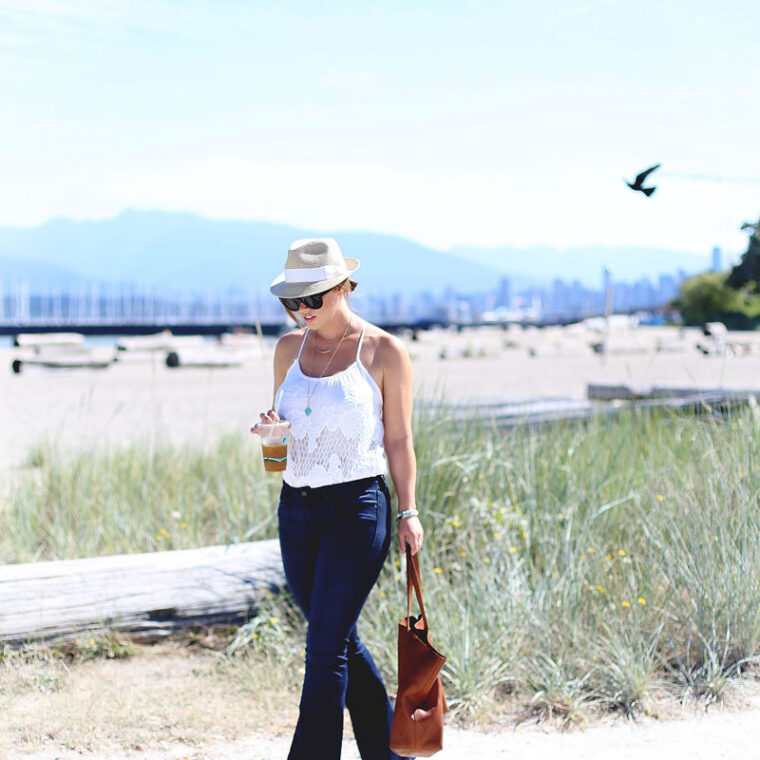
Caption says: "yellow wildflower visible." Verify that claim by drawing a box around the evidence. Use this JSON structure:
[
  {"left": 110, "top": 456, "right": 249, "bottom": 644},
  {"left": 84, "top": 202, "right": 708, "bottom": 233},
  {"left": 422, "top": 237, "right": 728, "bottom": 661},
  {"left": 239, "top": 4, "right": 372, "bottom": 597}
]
[
  {"left": 180, "top": 522, "right": 188, "bottom": 529},
  {"left": 483, "top": 557, "right": 491, "bottom": 563},
  {"left": 509, "top": 546, "right": 517, "bottom": 553},
  {"left": 606, "top": 555, "right": 612, "bottom": 561},
  {"left": 452, "top": 519, "right": 461, "bottom": 528},
  {"left": 621, "top": 600, "right": 630, "bottom": 608},
  {"left": 522, "top": 532, "right": 529, "bottom": 539},
  {"left": 459, "top": 551, "right": 467, "bottom": 557},
  {"left": 434, "top": 567, "right": 443, "bottom": 574},
  {"left": 596, "top": 585, "right": 606, "bottom": 594},
  {"left": 588, "top": 547, "right": 595, "bottom": 553},
  {"left": 638, "top": 597, "right": 646, "bottom": 606},
  {"left": 269, "top": 617, "right": 278, "bottom": 625},
  {"left": 618, "top": 550, "right": 626, "bottom": 557},
  {"left": 657, "top": 494, "right": 664, "bottom": 502}
]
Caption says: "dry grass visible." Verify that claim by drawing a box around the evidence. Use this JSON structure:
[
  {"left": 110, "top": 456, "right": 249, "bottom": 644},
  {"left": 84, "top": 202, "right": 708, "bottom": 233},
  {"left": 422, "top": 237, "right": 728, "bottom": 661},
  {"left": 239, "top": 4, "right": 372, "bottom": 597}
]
[
  {"left": 0, "top": 639, "right": 300, "bottom": 757},
  {"left": 4, "top": 638, "right": 760, "bottom": 760}
]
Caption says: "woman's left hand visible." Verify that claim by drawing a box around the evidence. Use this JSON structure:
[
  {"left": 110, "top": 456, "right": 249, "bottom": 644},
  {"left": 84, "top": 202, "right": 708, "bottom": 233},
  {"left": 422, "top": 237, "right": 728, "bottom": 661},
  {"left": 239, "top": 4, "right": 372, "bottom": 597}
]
[{"left": 398, "top": 515, "right": 424, "bottom": 555}]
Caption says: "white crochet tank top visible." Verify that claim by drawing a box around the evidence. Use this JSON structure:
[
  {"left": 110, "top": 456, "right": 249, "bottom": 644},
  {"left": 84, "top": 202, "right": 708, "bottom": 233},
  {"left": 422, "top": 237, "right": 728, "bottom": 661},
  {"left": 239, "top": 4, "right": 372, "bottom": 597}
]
[{"left": 274, "top": 325, "right": 387, "bottom": 488}]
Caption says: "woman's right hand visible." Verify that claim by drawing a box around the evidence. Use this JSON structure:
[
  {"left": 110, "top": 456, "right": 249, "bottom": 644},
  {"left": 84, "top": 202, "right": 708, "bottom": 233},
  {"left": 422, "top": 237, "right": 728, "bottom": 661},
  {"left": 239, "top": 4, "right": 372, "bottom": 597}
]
[{"left": 250, "top": 409, "right": 282, "bottom": 435}]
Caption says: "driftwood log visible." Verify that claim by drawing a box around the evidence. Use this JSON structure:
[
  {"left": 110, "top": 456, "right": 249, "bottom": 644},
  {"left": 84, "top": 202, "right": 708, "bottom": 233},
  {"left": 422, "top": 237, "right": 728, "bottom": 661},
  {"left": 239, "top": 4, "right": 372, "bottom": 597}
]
[
  {"left": 587, "top": 384, "right": 760, "bottom": 404},
  {"left": 423, "top": 389, "right": 760, "bottom": 429},
  {"left": 11, "top": 346, "right": 117, "bottom": 373},
  {"left": 165, "top": 347, "right": 247, "bottom": 369},
  {"left": 0, "top": 539, "right": 284, "bottom": 647}
]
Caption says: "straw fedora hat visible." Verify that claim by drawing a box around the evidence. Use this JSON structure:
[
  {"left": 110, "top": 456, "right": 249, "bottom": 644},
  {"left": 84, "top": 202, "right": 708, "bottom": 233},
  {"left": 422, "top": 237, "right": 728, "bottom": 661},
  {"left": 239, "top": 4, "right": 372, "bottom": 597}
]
[{"left": 270, "top": 238, "right": 360, "bottom": 298}]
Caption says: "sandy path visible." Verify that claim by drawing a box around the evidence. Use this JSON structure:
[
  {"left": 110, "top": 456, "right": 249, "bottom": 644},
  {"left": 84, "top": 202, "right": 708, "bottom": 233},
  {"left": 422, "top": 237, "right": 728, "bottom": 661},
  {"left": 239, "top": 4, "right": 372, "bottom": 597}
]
[
  {"left": 3, "top": 325, "right": 760, "bottom": 475},
  {"left": 13, "top": 702, "right": 760, "bottom": 760}
]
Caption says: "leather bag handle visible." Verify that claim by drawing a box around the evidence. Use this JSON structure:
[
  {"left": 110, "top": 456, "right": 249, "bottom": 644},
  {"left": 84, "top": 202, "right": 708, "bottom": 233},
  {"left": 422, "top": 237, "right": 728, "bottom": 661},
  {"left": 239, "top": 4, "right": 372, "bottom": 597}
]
[{"left": 405, "top": 545, "right": 429, "bottom": 631}]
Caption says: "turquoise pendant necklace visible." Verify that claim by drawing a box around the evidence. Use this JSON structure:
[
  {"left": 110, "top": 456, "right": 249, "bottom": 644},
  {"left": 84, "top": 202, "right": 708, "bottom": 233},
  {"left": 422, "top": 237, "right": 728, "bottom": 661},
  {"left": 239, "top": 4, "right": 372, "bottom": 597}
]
[{"left": 305, "top": 318, "right": 352, "bottom": 416}]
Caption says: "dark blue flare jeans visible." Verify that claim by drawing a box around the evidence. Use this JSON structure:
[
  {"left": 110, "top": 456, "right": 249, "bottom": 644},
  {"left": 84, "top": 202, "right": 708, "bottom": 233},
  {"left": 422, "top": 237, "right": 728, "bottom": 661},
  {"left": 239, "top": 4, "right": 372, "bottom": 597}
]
[{"left": 278, "top": 475, "right": 406, "bottom": 760}]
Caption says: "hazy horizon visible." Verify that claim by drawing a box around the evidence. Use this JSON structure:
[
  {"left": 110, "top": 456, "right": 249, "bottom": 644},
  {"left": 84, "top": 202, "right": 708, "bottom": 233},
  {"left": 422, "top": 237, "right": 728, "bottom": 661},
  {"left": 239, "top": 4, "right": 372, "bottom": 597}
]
[
  {"left": 0, "top": 208, "right": 718, "bottom": 294},
  {"left": 0, "top": 205, "right": 721, "bottom": 257}
]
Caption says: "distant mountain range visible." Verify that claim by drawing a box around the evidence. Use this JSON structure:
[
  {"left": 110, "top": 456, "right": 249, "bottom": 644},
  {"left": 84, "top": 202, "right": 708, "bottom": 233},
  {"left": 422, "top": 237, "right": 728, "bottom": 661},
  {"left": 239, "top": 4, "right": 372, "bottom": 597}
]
[{"left": 0, "top": 209, "right": 711, "bottom": 295}]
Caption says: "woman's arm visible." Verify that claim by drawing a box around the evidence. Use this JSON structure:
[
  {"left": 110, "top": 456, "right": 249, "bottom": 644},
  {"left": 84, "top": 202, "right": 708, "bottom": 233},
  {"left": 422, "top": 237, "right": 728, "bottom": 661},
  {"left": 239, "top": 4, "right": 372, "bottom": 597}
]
[
  {"left": 251, "top": 332, "right": 300, "bottom": 433},
  {"left": 271, "top": 333, "right": 298, "bottom": 408},
  {"left": 381, "top": 334, "right": 424, "bottom": 554}
]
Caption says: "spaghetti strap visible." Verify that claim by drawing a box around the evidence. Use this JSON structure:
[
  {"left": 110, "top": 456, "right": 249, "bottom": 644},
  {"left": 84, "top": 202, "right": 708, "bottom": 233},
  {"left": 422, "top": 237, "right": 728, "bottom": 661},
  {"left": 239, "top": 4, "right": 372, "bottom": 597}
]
[
  {"left": 296, "top": 329, "right": 310, "bottom": 361},
  {"left": 355, "top": 325, "right": 367, "bottom": 360}
]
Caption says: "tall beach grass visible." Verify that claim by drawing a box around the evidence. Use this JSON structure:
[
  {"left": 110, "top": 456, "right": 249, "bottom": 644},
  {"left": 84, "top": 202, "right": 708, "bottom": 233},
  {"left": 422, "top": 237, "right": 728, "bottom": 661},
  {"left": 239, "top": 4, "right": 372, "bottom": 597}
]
[
  {"left": 4, "top": 401, "right": 760, "bottom": 722},
  {"left": 3, "top": 433, "right": 280, "bottom": 562}
]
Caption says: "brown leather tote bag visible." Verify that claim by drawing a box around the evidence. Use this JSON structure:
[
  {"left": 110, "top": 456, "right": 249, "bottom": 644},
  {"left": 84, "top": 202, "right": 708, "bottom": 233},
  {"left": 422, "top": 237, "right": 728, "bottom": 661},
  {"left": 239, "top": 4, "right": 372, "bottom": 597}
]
[{"left": 390, "top": 546, "right": 448, "bottom": 757}]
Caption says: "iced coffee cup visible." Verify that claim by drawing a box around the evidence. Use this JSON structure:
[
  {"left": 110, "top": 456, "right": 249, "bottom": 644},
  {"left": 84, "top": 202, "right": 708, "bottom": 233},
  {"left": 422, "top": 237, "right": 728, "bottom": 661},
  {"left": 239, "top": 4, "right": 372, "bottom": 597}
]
[{"left": 259, "top": 421, "right": 290, "bottom": 472}]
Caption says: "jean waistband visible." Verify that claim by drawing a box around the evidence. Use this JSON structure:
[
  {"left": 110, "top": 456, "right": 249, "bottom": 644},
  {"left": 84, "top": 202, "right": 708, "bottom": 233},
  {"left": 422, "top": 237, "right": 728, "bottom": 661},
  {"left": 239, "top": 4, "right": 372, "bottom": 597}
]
[{"left": 283, "top": 474, "right": 386, "bottom": 494}]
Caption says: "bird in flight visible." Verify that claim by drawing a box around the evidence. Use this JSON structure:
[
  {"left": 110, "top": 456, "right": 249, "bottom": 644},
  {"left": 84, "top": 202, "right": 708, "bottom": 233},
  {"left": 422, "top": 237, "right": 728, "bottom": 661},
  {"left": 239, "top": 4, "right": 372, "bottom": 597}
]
[{"left": 626, "top": 163, "right": 661, "bottom": 196}]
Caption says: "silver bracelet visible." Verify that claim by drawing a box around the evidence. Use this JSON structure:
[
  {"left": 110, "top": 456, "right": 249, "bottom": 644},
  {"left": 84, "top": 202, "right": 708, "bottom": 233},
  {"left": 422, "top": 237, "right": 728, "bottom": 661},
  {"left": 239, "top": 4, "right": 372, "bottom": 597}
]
[{"left": 396, "top": 509, "right": 419, "bottom": 521}]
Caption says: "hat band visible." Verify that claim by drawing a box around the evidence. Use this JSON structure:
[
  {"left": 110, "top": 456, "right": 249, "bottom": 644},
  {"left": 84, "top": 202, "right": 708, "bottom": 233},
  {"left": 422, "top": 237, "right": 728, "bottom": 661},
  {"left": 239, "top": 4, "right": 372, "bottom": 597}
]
[{"left": 284, "top": 265, "right": 347, "bottom": 283}]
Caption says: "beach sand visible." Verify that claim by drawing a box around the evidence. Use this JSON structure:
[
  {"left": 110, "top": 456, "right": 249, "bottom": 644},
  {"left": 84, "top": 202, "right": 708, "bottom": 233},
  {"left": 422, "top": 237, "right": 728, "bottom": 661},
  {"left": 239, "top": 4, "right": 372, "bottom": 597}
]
[{"left": 3, "top": 324, "right": 760, "bottom": 473}]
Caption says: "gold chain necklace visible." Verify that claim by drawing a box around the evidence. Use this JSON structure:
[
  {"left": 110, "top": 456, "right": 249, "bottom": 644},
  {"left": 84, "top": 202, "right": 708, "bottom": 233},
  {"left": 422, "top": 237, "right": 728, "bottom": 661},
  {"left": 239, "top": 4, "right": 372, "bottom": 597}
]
[
  {"left": 314, "top": 333, "right": 342, "bottom": 354},
  {"left": 305, "top": 318, "right": 352, "bottom": 417}
]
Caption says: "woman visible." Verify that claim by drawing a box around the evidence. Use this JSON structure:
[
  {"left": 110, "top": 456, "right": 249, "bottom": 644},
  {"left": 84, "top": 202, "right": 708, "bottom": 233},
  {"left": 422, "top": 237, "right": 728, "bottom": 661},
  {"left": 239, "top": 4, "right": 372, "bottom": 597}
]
[{"left": 252, "top": 238, "right": 423, "bottom": 760}]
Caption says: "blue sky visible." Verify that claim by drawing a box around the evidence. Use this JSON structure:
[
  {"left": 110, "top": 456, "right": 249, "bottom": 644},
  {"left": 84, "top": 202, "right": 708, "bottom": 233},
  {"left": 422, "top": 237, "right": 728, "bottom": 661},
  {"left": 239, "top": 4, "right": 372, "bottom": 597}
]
[{"left": 1, "top": 0, "right": 759, "bottom": 258}]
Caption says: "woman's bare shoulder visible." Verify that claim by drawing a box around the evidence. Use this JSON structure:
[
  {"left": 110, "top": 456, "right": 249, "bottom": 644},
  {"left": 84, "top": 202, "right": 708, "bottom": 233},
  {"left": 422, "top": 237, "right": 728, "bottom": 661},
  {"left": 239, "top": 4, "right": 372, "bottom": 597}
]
[
  {"left": 275, "top": 328, "right": 307, "bottom": 364},
  {"left": 360, "top": 322, "right": 408, "bottom": 364}
]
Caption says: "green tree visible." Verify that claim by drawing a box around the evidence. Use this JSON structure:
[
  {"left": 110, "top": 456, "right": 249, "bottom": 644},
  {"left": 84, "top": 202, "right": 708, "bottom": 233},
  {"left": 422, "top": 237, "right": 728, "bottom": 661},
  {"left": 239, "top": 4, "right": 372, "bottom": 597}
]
[
  {"left": 672, "top": 271, "right": 744, "bottom": 324},
  {"left": 727, "top": 217, "right": 760, "bottom": 293}
]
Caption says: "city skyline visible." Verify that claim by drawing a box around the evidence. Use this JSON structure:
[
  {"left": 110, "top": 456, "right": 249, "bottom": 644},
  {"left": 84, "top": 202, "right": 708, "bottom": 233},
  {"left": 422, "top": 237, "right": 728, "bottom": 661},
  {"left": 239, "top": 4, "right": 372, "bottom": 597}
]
[{"left": 0, "top": 263, "right": 691, "bottom": 329}]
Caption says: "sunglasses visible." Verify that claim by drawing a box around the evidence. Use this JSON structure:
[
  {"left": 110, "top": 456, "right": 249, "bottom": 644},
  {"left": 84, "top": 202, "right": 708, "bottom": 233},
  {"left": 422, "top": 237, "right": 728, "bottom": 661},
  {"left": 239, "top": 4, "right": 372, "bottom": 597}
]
[{"left": 279, "top": 287, "right": 333, "bottom": 311}]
